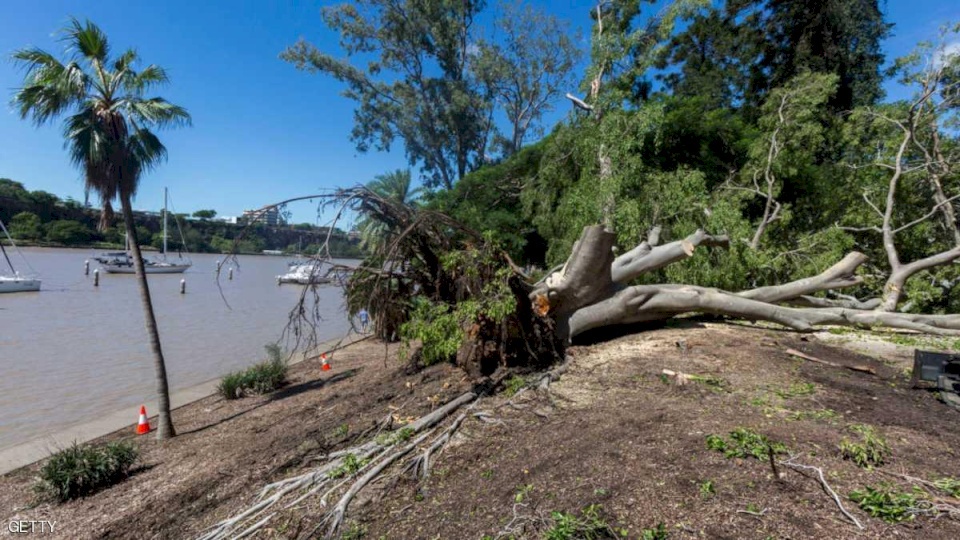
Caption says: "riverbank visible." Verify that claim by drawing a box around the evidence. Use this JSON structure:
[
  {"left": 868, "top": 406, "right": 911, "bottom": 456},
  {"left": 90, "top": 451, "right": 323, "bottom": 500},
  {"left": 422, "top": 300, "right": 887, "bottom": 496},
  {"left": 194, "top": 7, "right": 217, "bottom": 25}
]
[
  {"left": 2, "top": 324, "right": 958, "bottom": 538},
  {"left": 0, "top": 334, "right": 364, "bottom": 475}
]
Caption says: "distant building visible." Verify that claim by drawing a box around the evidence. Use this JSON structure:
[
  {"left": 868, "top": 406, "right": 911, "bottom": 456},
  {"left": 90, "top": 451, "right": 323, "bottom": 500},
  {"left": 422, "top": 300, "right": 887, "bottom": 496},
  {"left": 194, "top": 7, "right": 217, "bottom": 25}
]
[
  {"left": 216, "top": 216, "right": 239, "bottom": 224},
  {"left": 240, "top": 207, "right": 283, "bottom": 226}
]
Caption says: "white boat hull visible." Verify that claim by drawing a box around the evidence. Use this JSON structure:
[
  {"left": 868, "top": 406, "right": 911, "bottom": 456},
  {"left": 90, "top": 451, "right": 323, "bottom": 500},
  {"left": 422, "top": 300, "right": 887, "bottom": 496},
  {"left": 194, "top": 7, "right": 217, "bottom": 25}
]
[
  {"left": 102, "top": 263, "right": 191, "bottom": 274},
  {"left": 0, "top": 277, "right": 41, "bottom": 293}
]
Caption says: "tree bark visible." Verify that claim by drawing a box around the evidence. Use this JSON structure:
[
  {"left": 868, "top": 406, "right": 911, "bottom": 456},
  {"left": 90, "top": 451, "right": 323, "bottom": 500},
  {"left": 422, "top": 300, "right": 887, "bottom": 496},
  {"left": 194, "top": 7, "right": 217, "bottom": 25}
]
[
  {"left": 537, "top": 225, "right": 960, "bottom": 343},
  {"left": 120, "top": 194, "right": 175, "bottom": 439}
]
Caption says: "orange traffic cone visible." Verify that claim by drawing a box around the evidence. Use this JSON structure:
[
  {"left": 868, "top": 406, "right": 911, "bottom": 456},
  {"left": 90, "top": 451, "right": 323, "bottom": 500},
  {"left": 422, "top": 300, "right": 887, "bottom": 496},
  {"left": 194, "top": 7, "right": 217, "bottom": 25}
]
[
  {"left": 136, "top": 405, "right": 151, "bottom": 435},
  {"left": 321, "top": 353, "right": 331, "bottom": 371}
]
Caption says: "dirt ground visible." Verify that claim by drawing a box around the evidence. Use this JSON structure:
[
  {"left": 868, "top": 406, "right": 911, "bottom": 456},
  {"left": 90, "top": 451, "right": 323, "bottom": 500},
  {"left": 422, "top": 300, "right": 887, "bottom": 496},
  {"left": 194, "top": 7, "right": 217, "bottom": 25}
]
[{"left": 2, "top": 322, "right": 959, "bottom": 539}]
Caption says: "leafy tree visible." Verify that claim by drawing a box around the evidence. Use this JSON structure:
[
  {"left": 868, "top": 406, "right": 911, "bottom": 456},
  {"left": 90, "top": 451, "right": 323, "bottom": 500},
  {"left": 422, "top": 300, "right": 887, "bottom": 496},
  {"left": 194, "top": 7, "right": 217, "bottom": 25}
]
[
  {"left": 44, "top": 220, "right": 94, "bottom": 244},
  {"left": 756, "top": 0, "right": 891, "bottom": 111},
  {"left": 430, "top": 138, "right": 548, "bottom": 263},
  {"left": 9, "top": 211, "right": 43, "bottom": 241},
  {"left": 192, "top": 209, "right": 216, "bottom": 220},
  {"left": 282, "top": 0, "right": 490, "bottom": 190},
  {"left": 472, "top": 1, "right": 581, "bottom": 156},
  {"left": 13, "top": 19, "right": 190, "bottom": 439}
]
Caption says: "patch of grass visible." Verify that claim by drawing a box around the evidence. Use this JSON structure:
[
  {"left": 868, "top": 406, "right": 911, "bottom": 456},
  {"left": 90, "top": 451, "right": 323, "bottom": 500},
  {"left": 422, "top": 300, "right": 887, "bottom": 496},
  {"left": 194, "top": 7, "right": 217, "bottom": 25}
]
[
  {"left": 218, "top": 344, "right": 288, "bottom": 399},
  {"left": 788, "top": 408, "right": 838, "bottom": 421},
  {"left": 481, "top": 469, "right": 494, "bottom": 479},
  {"left": 328, "top": 453, "right": 370, "bottom": 479},
  {"left": 687, "top": 374, "right": 730, "bottom": 392},
  {"left": 544, "top": 504, "right": 626, "bottom": 540},
  {"left": 640, "top": 523, "right": 669, "bottom": 540},
  {"left": 699, "top": 480, "right": 716, "bottom": 498},
  {"left": 933, "top": 477, "right": 960, "bottom": 497},
  {"left": 375, "top": 427, "right": 416, "bottom": 447},
  {"left": 773, "top": 382, "right": 816, "bottom": 399},
  {"left": 334, "top": 423, "right": 350, "bottom": 438},
  {"left": 504, "top": 375, "right": 527, "bottom": 396},
  {"left": 706, "top": 428, "right": 788, "bottom": 460},
  {"left": 849, "top": 484, "right": 927, "bottom": 523},
  {"left": 839, "top": 424, "right": 888, "bottom": 468},
  {"left": 341, "top": 521, "right": 367, "bottom": 539},
  {"left": 34, "top": 441, "right": 138, "bottom": 502}
]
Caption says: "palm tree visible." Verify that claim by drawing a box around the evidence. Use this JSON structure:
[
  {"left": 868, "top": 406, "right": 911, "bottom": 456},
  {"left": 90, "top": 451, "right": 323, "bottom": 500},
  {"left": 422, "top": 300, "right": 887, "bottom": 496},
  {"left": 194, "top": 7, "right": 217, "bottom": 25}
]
[
  {"left": 13, "top": 19, "right": 190, "bottom": 439},
  {"left": 358, "top": 169, "right": 421, "bottom": 251}
]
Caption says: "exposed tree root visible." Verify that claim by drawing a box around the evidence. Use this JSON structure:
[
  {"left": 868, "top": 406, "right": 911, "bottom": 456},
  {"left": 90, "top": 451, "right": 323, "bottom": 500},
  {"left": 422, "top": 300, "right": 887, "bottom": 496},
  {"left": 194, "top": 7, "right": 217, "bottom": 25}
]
[
  {"left": 198, "top": 391, "right": 479, "bottom": 540},
  {"left": 778, "top": 457, "right": 864, "bottom": 530}
]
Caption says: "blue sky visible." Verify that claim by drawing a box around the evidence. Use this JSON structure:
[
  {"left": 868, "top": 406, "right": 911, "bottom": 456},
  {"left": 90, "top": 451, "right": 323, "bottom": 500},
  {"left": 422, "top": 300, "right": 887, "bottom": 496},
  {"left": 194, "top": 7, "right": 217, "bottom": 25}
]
[{"left": 1, "top": 1, "right": 956, "bottom": 224}]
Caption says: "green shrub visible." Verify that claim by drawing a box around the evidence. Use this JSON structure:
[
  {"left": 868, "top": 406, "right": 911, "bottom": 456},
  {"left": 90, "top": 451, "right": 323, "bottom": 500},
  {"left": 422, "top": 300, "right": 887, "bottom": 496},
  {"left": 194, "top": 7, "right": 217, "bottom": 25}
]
[
  {"left": 504, "top": 375, "right": 527, "bottom": 396},
  {"left": 34, "top": 441, "right": 138, "bottom": 502},
  {"left": 849, "top": 484, "right": 927, "bottom": 522},
  {"left": 839, "top": 424, "right": 888, "bottom": 468},
  {"left": 706, "top": 428, "right": 788, "bottom": 460},
  {"left": 544, "top": 504, "right": 625, "bottom": 539},
  {"left": 328, "top": 453, "right": 370, "bottom": 479},
  {"left": 218, "top": 344, "right": 288, "bottom": 399}
]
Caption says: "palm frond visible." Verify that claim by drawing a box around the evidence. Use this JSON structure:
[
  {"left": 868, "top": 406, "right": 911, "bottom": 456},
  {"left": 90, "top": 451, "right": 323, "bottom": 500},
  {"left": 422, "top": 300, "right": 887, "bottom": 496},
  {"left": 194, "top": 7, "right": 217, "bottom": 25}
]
[
  {"left": 62, "top": 18, "right": 110, "bottom": 62},
  {"left": 11, "top": 50, "right": 87, "bottom": 124},
  {"left": 117, "top": 97, "right": 191, "bottom": 128}
]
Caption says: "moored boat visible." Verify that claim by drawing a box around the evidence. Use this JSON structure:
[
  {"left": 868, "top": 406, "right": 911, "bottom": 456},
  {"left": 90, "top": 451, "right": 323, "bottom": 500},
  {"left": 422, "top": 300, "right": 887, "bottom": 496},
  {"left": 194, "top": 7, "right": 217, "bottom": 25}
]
[{"left": 0, "top": 219, "right": 41, "bottom": 293}]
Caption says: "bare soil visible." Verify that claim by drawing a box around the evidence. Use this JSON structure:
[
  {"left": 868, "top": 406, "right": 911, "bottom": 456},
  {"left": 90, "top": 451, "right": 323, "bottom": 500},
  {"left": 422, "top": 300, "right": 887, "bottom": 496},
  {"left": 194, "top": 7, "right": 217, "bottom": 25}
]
[{"left": 2, "top": 323, "right": 959, "bottom": 539}]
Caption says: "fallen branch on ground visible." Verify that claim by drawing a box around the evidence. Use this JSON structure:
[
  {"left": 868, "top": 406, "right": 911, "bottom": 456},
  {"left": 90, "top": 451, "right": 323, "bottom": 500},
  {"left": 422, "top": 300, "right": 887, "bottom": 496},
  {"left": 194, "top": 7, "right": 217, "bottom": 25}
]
[
  {"left": 778, "top": 456, "right": 864, "bottom": 530},
  {"left": 785, "top": 348, "right": 876, "bottom": 375}
]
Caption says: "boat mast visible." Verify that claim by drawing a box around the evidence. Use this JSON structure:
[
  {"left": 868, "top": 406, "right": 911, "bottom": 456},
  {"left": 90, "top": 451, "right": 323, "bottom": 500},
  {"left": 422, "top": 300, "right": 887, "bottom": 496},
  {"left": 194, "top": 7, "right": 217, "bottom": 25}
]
[
  {"left": 163, "top": 187, "right": 168, "bottom": 258},
  {"left": 0, "top": 220, "right": 17, "bottom": 274}
]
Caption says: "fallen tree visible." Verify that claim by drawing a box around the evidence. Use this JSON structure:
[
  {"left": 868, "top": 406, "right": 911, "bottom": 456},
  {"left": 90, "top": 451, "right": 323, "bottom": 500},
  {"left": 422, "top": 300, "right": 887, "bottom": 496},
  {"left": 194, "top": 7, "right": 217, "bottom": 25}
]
[{"left": 533, "top": 225, "right": 960, "bottom": 342}]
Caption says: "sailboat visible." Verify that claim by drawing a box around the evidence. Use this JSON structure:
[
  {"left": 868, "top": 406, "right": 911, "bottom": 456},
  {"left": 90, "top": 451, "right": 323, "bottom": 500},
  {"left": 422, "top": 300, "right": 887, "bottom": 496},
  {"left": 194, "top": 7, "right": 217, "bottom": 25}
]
[
  {"left": 101, "top": 188, "right": 192, "bottom": 274},
  {"left": 0, "top": 219, "right": 41, "bottom": 293}
]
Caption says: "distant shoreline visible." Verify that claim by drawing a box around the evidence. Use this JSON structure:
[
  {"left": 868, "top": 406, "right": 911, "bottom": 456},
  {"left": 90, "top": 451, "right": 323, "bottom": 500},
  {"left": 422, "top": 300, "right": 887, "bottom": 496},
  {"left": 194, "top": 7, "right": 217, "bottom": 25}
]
[{"left": 2, "top": 241, "right": 361, "bottom": 258}]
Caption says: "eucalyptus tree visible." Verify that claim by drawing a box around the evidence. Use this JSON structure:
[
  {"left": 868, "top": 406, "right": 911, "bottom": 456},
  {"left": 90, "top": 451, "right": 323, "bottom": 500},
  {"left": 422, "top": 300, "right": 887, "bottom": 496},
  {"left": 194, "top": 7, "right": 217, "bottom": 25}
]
[
  {"left": 282, "top": 0, "right": 490, "bottom": 190},
  {"left": 13, "top": 19, "right": 191, "bottom": 439}
]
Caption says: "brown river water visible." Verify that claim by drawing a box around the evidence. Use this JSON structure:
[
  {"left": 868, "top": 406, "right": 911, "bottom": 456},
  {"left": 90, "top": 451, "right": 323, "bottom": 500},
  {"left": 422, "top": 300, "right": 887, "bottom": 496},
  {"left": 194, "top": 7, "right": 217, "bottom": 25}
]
[{"left": 0, "top": 247, "right": 352, "bottom": 450}]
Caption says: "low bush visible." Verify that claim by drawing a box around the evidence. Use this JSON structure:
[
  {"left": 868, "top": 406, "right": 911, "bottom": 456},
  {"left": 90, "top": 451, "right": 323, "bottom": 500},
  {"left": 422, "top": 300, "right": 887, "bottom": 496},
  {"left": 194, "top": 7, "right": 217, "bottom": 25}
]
[
  {"left": 839, "top": 424, "right": 888, "bottom": 468},
  {"left": 849, "top": 484, "right": 927, "bottom": 523},
  {"left": 218, "top": 344, "right": 288, "bottom": 399},
  {"left": 706, "top": 428, "right": 788, "bottom": 460},
  {"left": 34, "top": 441, "right": 138, "bottom": 502}
]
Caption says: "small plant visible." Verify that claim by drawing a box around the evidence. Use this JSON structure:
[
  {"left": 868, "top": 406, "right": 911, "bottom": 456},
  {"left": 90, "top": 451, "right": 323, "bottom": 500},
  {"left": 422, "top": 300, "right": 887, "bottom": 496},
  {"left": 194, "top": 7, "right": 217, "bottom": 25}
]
[
  {"left": 640, "top": 523, "right": 669, "bottom": 540},
  {"left": 375, "top": 427, "right": 416, "bottom": 446},
  {"left": 839, "top": 424, "right": 888, "bottom": 468},
  {"left": 515, "top": 483, "right": 533, "bottom": 503},
  {"left": 328, "top": 453, "right": 370, "bottom": 479},
  {"left": 481, "top": 469, "right": 494, "bottom": 479},
  {"left": 218, "top": 344, "right": 288, "bottom": 399},
  {"left": 334, "top": 424, "right": 350, "bottom": 438},
  {"left": 34, "top": 441, "right": 138, "bottom": 502},
  {"left": 504, "top": 375, "right": 527, "bottom": 396},
  {"left": 341, "top": 521, "right": 367, "bottom": 540},
  {"left": 933, "top": 477, "right": 960, "bottom": 497},
  {"left": 706, "top": 428, "right": 788, "bottom": 460},
  {"left": 699, "top": 480, "right": 716, "bottom": 498},
  {"left": 544, "top": 504, "right": 622, "bottom": 539},
  {"left": 849, "top": 484, "right": 928, "bottom": 523}
]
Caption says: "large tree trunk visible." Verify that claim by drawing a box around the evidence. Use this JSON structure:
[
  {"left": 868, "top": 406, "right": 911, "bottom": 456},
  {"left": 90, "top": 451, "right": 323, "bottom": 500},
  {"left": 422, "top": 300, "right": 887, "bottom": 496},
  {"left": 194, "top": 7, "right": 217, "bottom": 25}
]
[
  {"left": 530, "top": 225, "right": 960, "bottom": 344},
  {"left": 120, "top": 194, "right": 175, "bottom": 439}
]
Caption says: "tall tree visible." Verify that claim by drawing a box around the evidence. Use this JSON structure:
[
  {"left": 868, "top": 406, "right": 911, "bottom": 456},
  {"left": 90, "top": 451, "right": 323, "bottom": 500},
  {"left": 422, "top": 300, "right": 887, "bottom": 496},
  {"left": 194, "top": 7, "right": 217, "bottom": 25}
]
[
  {"left": 13, "top": 19, "right": 190, "bottom": 439},
  {"left": 472, "top": 1, "right": 582, "bottom": 157},
  {"left": 281, "top": 0, "right": 489, "bottom": 190},
  {"left": 758, "top": 0, "right": 891, "bottom": 111}
]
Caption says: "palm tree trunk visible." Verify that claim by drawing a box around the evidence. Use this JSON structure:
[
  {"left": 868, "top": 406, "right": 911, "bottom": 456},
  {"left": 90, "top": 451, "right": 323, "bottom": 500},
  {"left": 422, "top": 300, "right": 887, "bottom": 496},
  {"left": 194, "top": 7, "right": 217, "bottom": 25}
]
[{"left": 119, "top": 194, "right": 176, "bottom": 439}]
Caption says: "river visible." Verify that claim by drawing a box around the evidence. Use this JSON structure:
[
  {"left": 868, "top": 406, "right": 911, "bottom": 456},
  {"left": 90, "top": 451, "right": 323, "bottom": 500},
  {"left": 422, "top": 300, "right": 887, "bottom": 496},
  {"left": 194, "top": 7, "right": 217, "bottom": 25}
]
[{"left": 0, "top": 247, "right": 352, "bottom": 450}]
